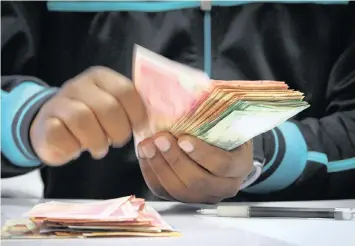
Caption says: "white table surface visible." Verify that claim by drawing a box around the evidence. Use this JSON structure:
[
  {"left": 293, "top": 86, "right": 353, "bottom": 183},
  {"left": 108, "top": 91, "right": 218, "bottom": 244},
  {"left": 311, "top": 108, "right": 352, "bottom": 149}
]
[{"left": 1, "top": 198, "right": 355, "bottom": 246}]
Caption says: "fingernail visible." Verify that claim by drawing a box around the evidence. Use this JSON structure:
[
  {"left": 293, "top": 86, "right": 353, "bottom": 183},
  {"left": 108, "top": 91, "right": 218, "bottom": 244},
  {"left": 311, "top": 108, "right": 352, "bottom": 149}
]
[
  {"left": 178, "top": 140, "right": 194, "bottom": 153},
  {"left": 72, "top": 151, "right": 81, "bottom": 160},
  {"left": 154, "top": 136, "right": 171, "bottom": 152},
  {"left": 137, "top": 146, "right": 145, "bottom": 159},
  {"left": 92, "top": 149, "right": 108, "bottom": 160},
  {"left": 141, "top": 145, "right": 156, "bottom": 159}
]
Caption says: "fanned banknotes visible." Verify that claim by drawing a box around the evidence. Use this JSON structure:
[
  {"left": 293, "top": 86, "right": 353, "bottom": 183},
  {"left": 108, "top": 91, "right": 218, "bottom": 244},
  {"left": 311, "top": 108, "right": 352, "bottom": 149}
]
[
  {"left": 1, "top": 196, "right": 181, "bottom": 239},
  {"left": 133, "top": 45, "right": 310, "bottom": 150}
]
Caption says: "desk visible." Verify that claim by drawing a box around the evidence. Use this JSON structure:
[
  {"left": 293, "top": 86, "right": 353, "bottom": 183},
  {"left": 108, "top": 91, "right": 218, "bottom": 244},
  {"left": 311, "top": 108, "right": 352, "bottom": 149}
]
[{"left": 1, "top": 198, "right": 354, "bottom": 246}]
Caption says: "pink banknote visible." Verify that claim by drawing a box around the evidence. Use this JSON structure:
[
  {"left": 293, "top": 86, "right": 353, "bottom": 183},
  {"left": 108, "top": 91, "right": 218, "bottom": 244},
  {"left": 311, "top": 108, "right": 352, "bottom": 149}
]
[{"left": 133, "top": 45, "right": 211, "bottom": 136}]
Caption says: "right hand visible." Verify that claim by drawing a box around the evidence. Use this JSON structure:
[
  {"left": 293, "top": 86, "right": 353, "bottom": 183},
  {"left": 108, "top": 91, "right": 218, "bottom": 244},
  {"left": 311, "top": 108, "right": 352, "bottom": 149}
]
[{"left": 30, "top": 66, "right": 147, "bottom": 166}]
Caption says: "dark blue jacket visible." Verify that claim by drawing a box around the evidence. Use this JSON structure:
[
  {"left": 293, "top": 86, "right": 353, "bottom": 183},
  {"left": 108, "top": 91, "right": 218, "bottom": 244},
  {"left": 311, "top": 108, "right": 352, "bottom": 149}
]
[{"left": 1, "top": 1, "right": 355, "bottom": 200}]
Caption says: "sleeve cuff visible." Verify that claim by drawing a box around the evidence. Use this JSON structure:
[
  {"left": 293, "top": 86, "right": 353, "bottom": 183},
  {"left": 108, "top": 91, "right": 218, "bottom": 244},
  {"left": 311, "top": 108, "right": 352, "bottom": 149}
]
[
  {"left": 240, "top": 160, "right": 264, "bottom": 190},
  {"left": 1, "top": 81, "right": 58, "bottom": 167},
  {"left": 242, "top": 122, "right": 309, "bottom": 194}
]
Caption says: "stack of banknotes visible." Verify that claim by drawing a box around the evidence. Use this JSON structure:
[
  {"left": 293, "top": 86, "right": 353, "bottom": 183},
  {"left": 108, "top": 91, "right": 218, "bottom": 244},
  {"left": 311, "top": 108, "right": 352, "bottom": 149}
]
[
  {"left": 133, "top": 45, "right": 310, "bottom": 150},
  {"left": 1, "top": 196, "right": 180, "bottom": 239}
]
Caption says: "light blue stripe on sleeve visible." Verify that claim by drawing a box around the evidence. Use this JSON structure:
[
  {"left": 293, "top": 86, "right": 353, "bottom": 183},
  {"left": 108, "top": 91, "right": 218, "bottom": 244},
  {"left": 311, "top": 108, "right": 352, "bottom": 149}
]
[
  {"left": 326, "top": 158, "right": 355, "bottom": 173},
  {"left": 244, "top": 123, "right": 355, "bottom": 194},
  {"left": 203, "top": 11, "right": 212, "bottom": 77},
  {"left": 243, "top": 122, "right": 308, "bottom": 193},
  {"left": 47, "top": 1, "right": 349, "bottom": 12},
  {"left": 307, "top": 151, "right": 328, "bottom": 165},
  {"left": 1, "top": 82, "right": 44, "bottom": 167},
  {"left": 47, "top": 1, "right": 198, "bottom": 12},
  {"left": 308, "top": 151, "right": 355, "bottom": 173},
  {"left": 15, "top": 88, "right": 58, "bottom": 160}
]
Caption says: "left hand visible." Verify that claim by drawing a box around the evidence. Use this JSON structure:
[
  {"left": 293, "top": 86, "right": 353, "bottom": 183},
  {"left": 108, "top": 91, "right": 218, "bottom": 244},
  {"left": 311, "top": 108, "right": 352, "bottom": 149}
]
[{"left": 137, "top": 132, "right": 254, "bottom": 204}]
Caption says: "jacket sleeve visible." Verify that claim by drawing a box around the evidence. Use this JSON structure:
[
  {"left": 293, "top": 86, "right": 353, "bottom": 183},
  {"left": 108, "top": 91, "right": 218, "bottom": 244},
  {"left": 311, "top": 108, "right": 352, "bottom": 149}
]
[
  {"left": 1, "top": 2, "right": 57, "bottom": 178},
  {"left": 243, "top": 28, "right": 355, "bottom": 200}
]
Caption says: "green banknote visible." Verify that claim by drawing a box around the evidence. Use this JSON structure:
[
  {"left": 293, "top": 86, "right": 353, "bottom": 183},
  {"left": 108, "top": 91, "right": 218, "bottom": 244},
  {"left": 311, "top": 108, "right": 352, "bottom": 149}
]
[{"left": 195, "top": 101, "right": 309, "bottom": 151}]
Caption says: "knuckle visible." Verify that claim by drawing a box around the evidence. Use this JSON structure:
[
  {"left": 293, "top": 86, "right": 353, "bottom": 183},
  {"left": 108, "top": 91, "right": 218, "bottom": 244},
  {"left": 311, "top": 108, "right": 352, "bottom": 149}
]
[
  {"left": 150, "top": 160, "right": 165, "bottom": 175},
  {"left": 58, "top": 103, "right": 92, "bottom": 130},
  {"left": 71, "top": 102, "right": 92, "bottom": 119},
  {"left": 100, "top": 97, "right": 124, "bottom": 120},
  {"left": 45, "top": 118, "right": 65, "bottom": 134},
  {"left": 119, "top": 75, "right": 132, "bottom": 87},
  {"left": 40, "top": 96, "right": 59, "bottom": 114},
  {"left": 186, "top": 177, "right": 207, "bottom": 191},
  {"left": 102, "top": 95, "right": 119, "bottom": 111},
  {"left": 86, "top": 65, "right": 111, "bottom": 77},
  {"left": 60, "top": 78, "right": 83, "bottom": 95},
  {"left": 165, "top": 153, "right": 181, "bottom": 168},
  {"left": 214, "top": 162, "right": 233, "bottom": 177}
]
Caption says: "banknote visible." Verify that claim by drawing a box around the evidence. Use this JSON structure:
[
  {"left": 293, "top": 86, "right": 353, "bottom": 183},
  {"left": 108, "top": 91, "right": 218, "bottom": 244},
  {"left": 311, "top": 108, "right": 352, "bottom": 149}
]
[
  {"left": 170, "top": 81, "right": 308, "bottom": 149},
  {"left": 25, "top": 196, "right": 139, "bottom": 220},
  {"left": 1, "top": 195, "right": 181, "bottom": 239},
  {"left": 133, "top": 47, "right": 310, "bottom": 150},
  {"left": 196, "top": 103, "right": 308, "bottom": 151},
  {"left": 133, "top": 45, "right": 211, "bottom": 136}
]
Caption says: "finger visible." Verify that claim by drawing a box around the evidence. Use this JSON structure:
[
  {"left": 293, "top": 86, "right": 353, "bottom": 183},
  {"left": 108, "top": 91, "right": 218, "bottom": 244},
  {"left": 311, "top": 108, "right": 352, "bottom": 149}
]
[
  {"left": 61, "top": 82, "right": 131, "bottom": 147},
  {"left": 177, "top": 135, "right": 254, "bottom": 178},
  {"left": 86, "top": 67, "right": 148, "bottom": 130},
  {"left": 137, "top": 158, "right": 173, "bottom": 201},
  {"left": 44, "top": 97, "right": 109, "bottom": 159},
  {"left": 138, "top": 139, "right": 217, "bottom": 203},
  {"left": 31, "top": 117, "right": 81, "bottom": 165},
  {"left": 152, "top": 132, "right": 241, "bottom": 199}
]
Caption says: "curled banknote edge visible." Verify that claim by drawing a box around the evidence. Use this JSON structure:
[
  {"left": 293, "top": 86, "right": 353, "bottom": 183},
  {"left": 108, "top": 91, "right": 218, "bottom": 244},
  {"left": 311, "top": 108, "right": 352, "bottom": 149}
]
[{"left": 133, "top": 44, "right": 211, "bottom": 137}]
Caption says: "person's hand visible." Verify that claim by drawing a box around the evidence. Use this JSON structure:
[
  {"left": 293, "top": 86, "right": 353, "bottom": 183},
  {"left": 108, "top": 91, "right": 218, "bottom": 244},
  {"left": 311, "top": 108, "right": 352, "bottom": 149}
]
[
  {"left": 30, "top": 66, "right": 147, "bottom": 166},
  {"left": 137, "top": 132, "right": 254, "bottom": 204}
]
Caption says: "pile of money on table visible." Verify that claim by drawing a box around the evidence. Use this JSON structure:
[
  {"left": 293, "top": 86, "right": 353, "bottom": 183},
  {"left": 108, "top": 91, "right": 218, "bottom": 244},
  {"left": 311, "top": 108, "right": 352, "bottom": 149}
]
[
  {"left": 1, "top": 196, "right": 180, "bottom": 239},
  {"left": 133, "top": 45, "right": 309, "bottom": 149}
]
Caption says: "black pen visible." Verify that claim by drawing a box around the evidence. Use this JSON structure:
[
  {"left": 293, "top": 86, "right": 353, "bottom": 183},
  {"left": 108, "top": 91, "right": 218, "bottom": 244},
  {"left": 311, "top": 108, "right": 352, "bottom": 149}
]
[{"left": 197, "top": 206, "right": 355, "bottom": 220}]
